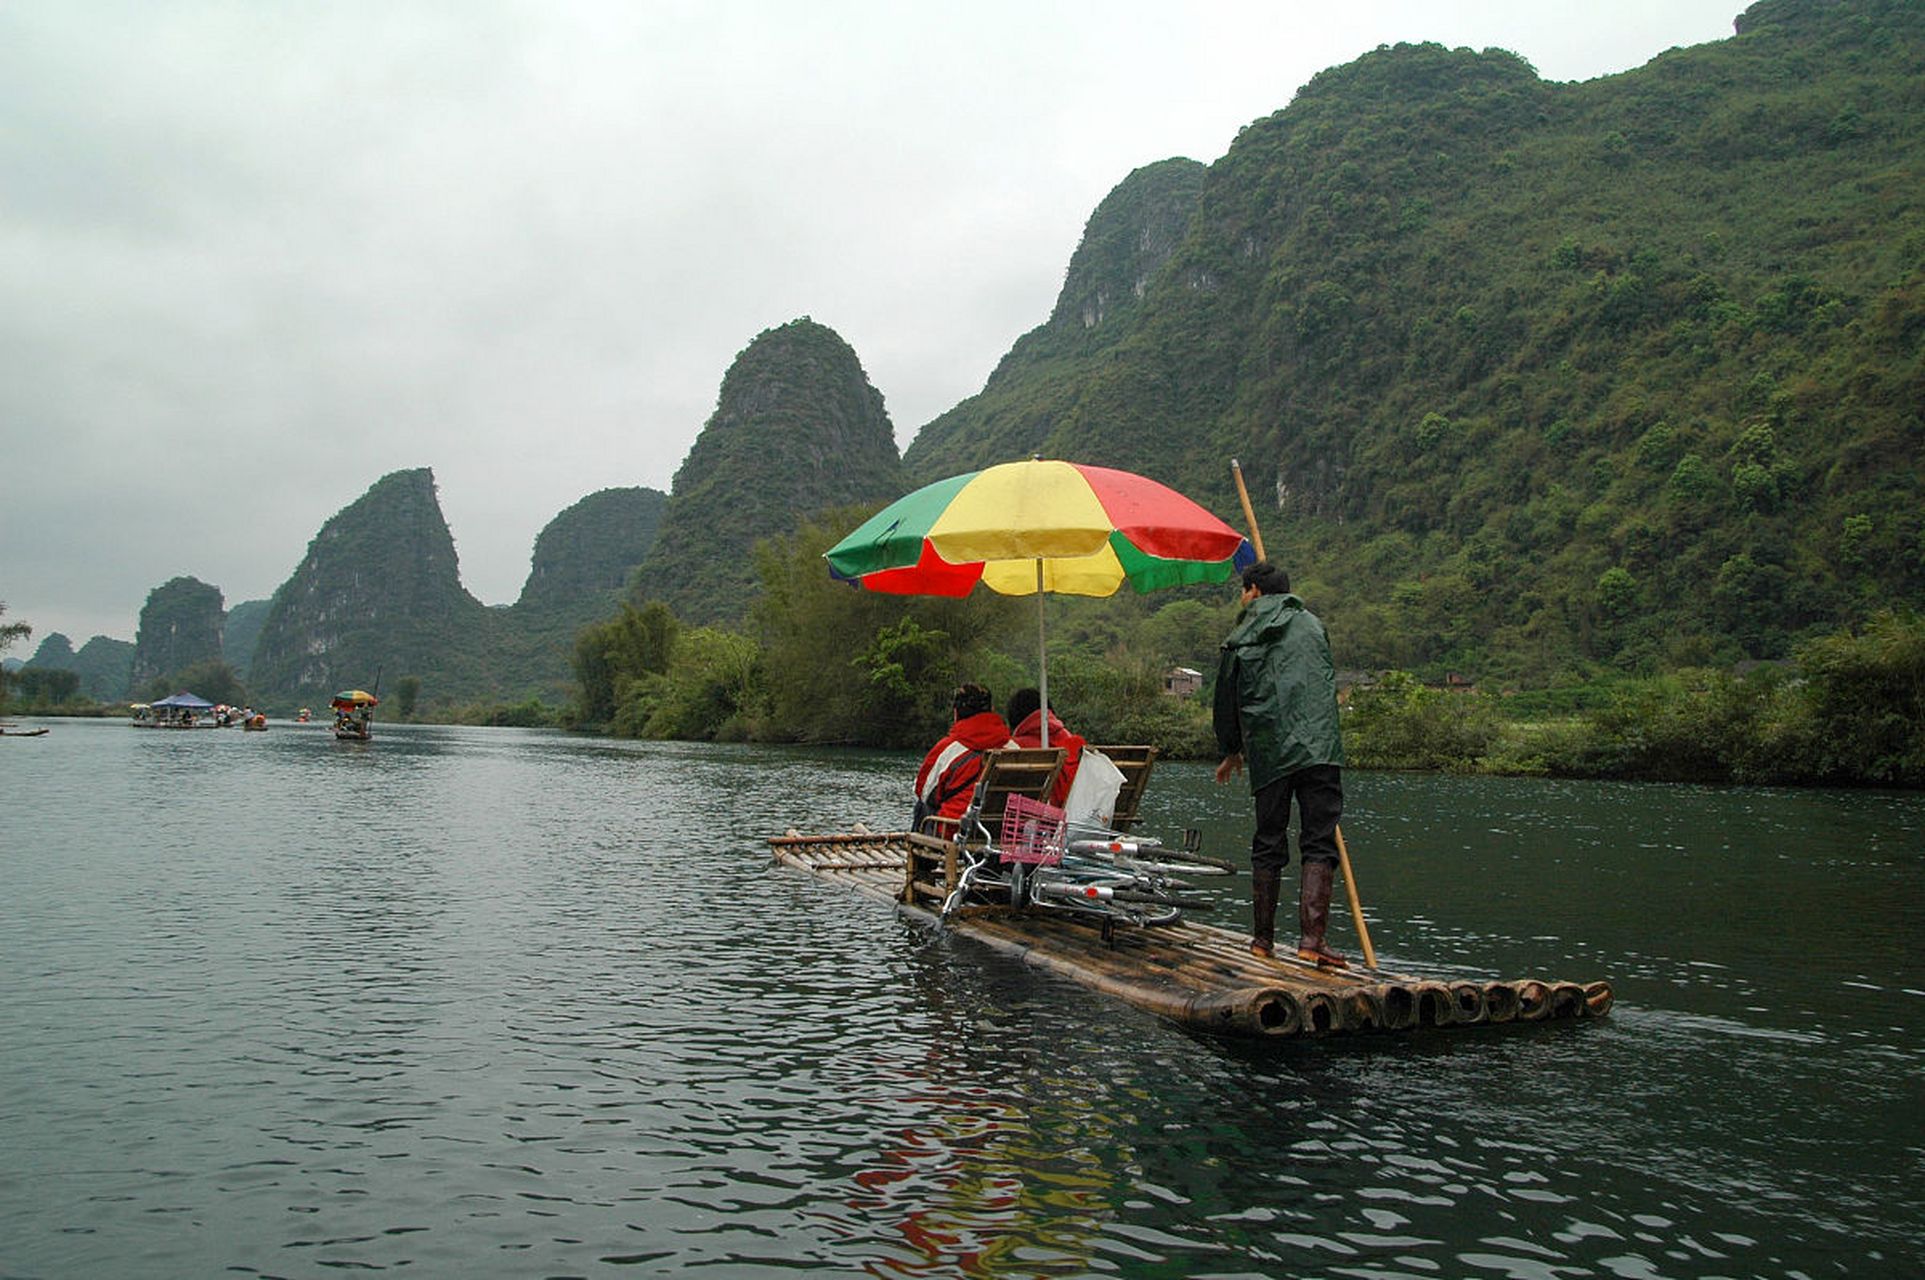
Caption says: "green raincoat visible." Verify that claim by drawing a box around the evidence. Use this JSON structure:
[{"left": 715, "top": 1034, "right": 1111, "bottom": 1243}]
[{"left": 1213, "top": 593, "right": 1344, "bottom": 792}]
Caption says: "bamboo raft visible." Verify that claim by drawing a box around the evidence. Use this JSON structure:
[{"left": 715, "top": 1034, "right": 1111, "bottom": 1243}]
[{"left": 770, "top": 829, "right": 1613, "bottom": 1040}]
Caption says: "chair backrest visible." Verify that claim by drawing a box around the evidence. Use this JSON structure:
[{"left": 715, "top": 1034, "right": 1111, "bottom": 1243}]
[
  {"left": 1088, "top": 745, "right": 1158, "bottom": 830},
  {"left": 973, "top": 747, "right": 1064, "bottom": 829},
  {"left": 920, "top": 746, "right": 1064, "bottom": 839}
]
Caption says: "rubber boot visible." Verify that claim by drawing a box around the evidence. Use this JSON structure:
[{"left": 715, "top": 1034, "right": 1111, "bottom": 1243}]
[
  {"left": 1296, "top": 859, "right": 1348, "bottom": 969},
  {"left": 1249, "top": 865, "right": 1281, "bottom": 959}
]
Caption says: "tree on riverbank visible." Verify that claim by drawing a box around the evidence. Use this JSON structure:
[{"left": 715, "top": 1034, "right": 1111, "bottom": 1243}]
[
  {"left": 1, "top": 602, "right": 31, "bottom": 711},
  {"left": 1341, "top": 611, "right": 1925, "bottom": 787}
]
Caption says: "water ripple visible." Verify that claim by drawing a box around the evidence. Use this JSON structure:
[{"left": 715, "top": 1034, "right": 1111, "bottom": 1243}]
[{"left": 2, "top": 723, "right": 1919, "bottom": 1277}]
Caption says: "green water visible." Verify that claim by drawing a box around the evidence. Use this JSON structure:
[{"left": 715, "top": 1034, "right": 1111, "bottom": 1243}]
[{"left": 2, "top": 718, "right": 1920, "bottom": 1277}]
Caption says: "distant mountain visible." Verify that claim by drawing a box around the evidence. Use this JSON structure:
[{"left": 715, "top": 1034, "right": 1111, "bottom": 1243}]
[
  {"left": 904, "top": 0, "right": 1925, "bottom": 678},
  {"left": 26, "top": 632, "right": 75, "bottom": 668},
  {"left": 20, "top": 632, "right": 137, "bottom": 702},
  {"left": 632, "top": 318, "right": 905, "bottom": 623},
  {"left": 131, "top": 577, "right": 225, "bottom": 691},
  {"left": 222, "top": 599, "right": 271, "bottom": 679},
  {"left": 71, "top": 635, "right": 136, "bottom": 700},
  {"left": 467, "top": 485, "right": 674, "bottom": 703},
  {"left": 907, "top": 156, "right": 1207, "bottom": 471},
  {"left": 248, "top": 468, "right": 493, "bottom": 704},
  {"left": 516, "top": 486, "right": 668, "bottom": 620},
  {"left": 52, "top": 480, "right": 662, "bottom": 711},
  {"left": 65, "top": 0, "right": 1925, "bottom": 704}
]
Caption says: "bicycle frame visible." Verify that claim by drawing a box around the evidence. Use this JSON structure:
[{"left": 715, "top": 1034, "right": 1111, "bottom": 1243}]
[{"left": 937, "top": 793, "right": 1225, "bottom": 930}]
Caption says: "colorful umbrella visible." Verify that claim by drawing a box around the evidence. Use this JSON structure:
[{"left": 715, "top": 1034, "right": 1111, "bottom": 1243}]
[
  {"left": 825, "top": 458, "right": 1254, "bottom": 744},
  {"left": 331, "top": 690, "right": 379, "bottom": 708}
]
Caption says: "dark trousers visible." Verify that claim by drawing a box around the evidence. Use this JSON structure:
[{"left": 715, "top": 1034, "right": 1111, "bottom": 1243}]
[{"left": 1251, "top": 764, "right": 1343, "bottom": 875}]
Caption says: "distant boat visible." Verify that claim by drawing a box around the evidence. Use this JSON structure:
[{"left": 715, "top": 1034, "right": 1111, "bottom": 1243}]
[
  {"left": 139, "top": 692, "right": 218, "bottom": 728},
  {"left": 331, "top": 689, "right": 378, "bottom": 741},
  {"left": 0, "top": 724, "right": 49, "bottom": 737}
]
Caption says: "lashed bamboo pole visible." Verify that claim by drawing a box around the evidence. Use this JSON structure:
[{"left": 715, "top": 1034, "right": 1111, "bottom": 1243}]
[{"left": 767, "top": 833, "right": 1612, "bottom": 1037}]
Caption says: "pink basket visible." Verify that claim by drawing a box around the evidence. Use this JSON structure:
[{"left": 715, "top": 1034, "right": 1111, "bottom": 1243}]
[{"left": 999, "top": 794, "right": 1067, "bottom": 865}]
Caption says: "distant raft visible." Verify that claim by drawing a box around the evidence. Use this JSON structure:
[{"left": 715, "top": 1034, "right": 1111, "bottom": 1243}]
[{"left": 769, "top": 829, "right": 1613, "bottom": 1040}]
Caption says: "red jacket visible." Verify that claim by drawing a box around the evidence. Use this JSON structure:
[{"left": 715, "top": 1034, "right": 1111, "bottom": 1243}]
[
  {"left": 915, "top": 712, "right": 1012, "bottom": 822},
  {"left": 1009, "top": 709, "right": 1084, "bottom": 807}
]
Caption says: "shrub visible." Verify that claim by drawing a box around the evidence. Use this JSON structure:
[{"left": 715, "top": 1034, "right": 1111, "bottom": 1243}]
[{"left": 1345, "top": 671, "right": 1501, "bottom": 770}]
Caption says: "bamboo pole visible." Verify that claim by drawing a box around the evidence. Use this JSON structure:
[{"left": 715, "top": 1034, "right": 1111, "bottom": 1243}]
[
  {"left": 1333, "top": 826, "right": 1378, "bottom": 969},
  {"left": 1230, "top": 458, "right": 1266, "bottom": 560}
]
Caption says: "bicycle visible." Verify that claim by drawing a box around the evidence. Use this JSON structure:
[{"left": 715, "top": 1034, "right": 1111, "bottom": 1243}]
[{"left": 939, "top": 793, "right": 1232, "bottom": 941}]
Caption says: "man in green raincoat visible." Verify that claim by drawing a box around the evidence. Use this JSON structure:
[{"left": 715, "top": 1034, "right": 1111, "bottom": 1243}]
[{"left": 1212, "top": 561, "right": 1348, "bottom": 967}]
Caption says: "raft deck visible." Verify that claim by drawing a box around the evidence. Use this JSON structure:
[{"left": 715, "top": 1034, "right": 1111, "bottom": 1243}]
[{"left": 770, "top": 829, "right": 1613, "bottom": 1040}]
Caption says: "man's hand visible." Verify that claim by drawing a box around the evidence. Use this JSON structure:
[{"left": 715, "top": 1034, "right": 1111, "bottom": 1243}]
[{"left": 1214, "top": 752, "right": 1243, "bottom": 784}]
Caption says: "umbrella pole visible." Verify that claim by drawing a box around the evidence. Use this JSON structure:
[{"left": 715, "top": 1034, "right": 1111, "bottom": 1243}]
[{"left": 1035, "top": 559, "right": 1049, "bottom": 749}]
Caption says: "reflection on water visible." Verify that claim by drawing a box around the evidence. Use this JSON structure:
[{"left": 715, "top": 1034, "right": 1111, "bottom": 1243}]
[{"left": 2, "top": 720, "right": 1920, "bottom": 1277}]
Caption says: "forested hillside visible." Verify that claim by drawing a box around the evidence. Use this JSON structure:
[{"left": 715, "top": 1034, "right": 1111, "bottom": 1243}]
[
  {"left": 516, "top": 487, "right": 668, "bottom": 619},
  {"left": 248, "top": 468, "right": 494, "bottom": 704},
  {"left": 632, "top": 319, "right": 905, "bottom": 624},
  {"left": 906, "top": 0, "right": 1925, "bottom": 681},
  {"left": 131, "top": 577, "right": 226, "bottom": 691},
  {"left": 17, "top": 631, "right": 133, "bottom": 703},
  {"left": 221, "top": 599, "right": 271, "bottom": 679}
]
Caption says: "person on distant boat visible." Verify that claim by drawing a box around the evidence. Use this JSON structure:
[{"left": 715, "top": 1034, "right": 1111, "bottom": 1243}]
[
  {"left": 1212, "top": 560, "right": 1348, "bottom": 968},
  {"left": 913, "top": 683, "right": 1010, "bottom": 832},
  {"left": 1004, "top": 687, "right": 1084, "bottom": 808}
]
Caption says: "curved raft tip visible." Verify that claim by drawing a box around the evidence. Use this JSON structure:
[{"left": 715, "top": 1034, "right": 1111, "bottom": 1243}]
[{"left": 1583, "top": 980, "right": 1615, "bottom": 1017}]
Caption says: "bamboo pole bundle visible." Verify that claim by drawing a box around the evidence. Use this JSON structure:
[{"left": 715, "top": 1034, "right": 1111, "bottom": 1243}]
[{"left": 769, "top": 830, "right": 1616, "bottom": 1039}]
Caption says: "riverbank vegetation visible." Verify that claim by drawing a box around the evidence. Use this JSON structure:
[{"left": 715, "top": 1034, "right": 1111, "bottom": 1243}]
[
  {"left": 1343, "top": 613, "right": 1925, "bottom": 786},
  {"left": 560, "top": 513, "right": 1925, "bottom": 788}
]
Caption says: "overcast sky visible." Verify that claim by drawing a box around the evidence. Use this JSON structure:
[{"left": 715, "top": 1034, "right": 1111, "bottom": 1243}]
[{"left": 2, "top": 1, "right": 1745, "bottom": 649}]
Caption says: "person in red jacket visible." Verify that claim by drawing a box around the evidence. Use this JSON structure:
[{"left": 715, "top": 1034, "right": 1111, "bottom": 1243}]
[
  {"left": 1005, "top": 687, "right": 1084, "bottom": 808},
  {"left": 913, "top": 683, "right": 1011, "bottom": 831}
]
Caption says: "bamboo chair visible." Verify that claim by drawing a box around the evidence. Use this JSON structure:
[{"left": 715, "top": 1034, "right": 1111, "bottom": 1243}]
[
  {"left": 904, "top": 747, "right": 1064, "bottom": 911},
  {"left": 1088, "top": 745, "right": 1159, "bottom": 831}
]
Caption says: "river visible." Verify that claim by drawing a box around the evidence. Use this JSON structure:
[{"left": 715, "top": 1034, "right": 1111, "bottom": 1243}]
[{"left": 2, "top": 718, "right": 1920, "bottom": 1278}]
